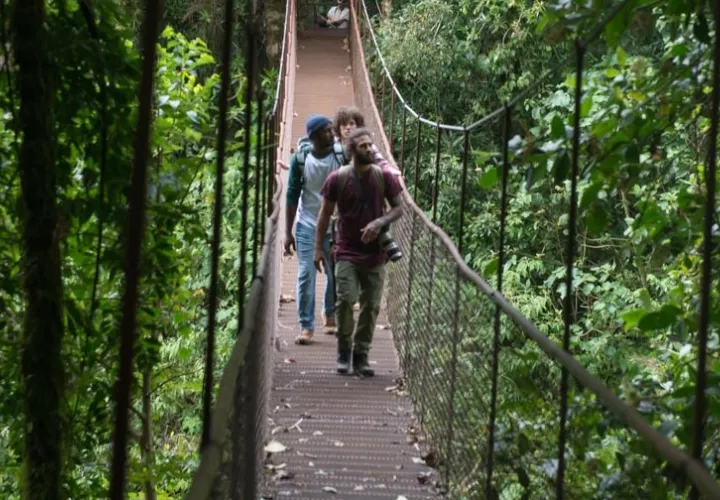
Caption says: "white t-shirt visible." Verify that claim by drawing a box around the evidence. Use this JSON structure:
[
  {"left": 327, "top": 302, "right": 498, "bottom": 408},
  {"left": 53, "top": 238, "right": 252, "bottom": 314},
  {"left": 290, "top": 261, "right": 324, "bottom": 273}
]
[{"left": 327, "top": 6, "right": 350, "bottom": 29}]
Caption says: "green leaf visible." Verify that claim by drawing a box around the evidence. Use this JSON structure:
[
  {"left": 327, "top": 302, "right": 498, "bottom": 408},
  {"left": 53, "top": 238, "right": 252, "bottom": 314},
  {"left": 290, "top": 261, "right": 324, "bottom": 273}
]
[
  {"left": 550, "top": 115, "right": 565, "bottom": 140},
  {"left": 580, "top": 97, "right": 592, "bottom": 118},
  {"left": 552, "top": 153, "right": 570, "bottom": 184},
  {"left": 586, "top": 205, "right": 609, "bottom": 234},
  {"left": 591, "top": 118, "right": 618, "bottom": 138},
  {"left": 693, "top": 13, "right": 710, "bottom": 44},
  {"left": 616, "top": 46, "right": 628, "bottom": 66},
  {"left": 638, "top": 305, "right": 682, "bottom": 331},
  {"left": 621, "top": 308, "right": 646, "bottom": 331},
  {"left": 478, "top": 167, "right": 499, "bottom": 189},
  {"left": 482, "top": 258, "right": 499, "bottom": 279},
  {"left": 604, "top": 4, "right": 631, "bottom": 47},
  {"left": 580, "top": 182, "right": 603, "bottom": 211}
]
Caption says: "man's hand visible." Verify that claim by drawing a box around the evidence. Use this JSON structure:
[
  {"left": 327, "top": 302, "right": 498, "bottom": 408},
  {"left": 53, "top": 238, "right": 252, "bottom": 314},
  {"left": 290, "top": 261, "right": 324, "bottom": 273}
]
[
  {"left": 313, "top": 247, "right": 326, "bottom": 273},
  {"left": 277, "top": 160, "right": 289, "bottom": 172},
  {"left": 360, "top": 220, "right": 383, "bottom": 244},
  {"left": 284, "top": 233, "right": 296, "bottom": 256}
]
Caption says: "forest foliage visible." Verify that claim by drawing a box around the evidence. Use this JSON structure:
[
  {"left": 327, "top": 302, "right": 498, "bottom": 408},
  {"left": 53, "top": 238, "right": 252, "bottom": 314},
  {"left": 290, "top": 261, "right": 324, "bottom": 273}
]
[
  {"left": 367, "top": 0, "right": 719, "bottom": 497},
  {"left": 1, "top": 0, "right": 718, "bottom": 498},
  {"left": 1, "top": 0, "right": 272, "bottom": 497}
]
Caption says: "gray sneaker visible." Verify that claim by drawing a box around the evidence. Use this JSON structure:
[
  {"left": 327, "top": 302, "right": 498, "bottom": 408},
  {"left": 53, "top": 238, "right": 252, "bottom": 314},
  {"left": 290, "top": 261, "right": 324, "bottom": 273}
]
[{"left": 336, "top": 349, "right": 351, "bottom": 374}]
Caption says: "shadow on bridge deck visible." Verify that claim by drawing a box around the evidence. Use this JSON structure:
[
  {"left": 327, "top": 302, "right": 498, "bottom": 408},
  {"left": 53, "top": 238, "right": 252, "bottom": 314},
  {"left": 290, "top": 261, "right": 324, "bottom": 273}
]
[{"left": 266, "top": 33, "right": 438, "bottom": 499}]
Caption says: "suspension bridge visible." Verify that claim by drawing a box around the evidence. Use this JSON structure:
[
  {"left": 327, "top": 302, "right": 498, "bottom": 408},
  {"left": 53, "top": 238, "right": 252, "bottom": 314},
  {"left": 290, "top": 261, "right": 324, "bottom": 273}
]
[{"left": 104, "top": 0, "right": 720, "bottom": 498}]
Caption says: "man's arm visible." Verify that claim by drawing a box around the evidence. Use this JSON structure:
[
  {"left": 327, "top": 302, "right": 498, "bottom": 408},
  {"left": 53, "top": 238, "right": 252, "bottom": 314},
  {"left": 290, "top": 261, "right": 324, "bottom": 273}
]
[
  {"left": 284, "top": 154, "right": 301, "bottom": 253},
  {"left": 313, "top": 198, "right": 337, "bottom": 273},
  {"left": 375, "top": 193, "right": 404, "bottom": 226},
  {"left": 360, "top": 193, "right": 404, "bottom": 243}
]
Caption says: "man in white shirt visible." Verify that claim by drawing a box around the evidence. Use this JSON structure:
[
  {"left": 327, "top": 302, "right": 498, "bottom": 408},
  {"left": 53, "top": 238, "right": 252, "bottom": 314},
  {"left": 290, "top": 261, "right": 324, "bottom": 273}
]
[{"left": 319, "top": 0, "right": 350, "bottom": 29}]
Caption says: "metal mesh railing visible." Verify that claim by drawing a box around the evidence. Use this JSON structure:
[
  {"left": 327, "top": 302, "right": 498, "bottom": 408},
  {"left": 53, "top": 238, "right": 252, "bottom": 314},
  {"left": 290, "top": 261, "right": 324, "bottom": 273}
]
[
  {"left": 349, "top": 0, "right": 720, "bottom": 498},
  {"left": 183, "top": 0, "right": 294, "bottom": 498},
  {"left": 106, "top": 0, "right": 294, "bottom": 497}
]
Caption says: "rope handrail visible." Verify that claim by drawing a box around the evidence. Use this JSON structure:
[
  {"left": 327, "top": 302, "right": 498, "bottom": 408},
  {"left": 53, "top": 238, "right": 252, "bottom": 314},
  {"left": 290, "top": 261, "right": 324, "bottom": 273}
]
[
  {"left": 359, "top": 0, "right": 637, "bottom": 131},
  {"left": 403, "top": 193, "right": 720, "bottom": 499},
  {"left": 270, "top": 0, "right": 292, "bottom": 117}
]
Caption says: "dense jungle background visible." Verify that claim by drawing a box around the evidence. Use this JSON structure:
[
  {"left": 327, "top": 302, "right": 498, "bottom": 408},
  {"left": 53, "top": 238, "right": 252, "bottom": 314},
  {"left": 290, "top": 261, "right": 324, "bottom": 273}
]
[{"left": 0, "top": 0, "right": 718, "bottom": 498}]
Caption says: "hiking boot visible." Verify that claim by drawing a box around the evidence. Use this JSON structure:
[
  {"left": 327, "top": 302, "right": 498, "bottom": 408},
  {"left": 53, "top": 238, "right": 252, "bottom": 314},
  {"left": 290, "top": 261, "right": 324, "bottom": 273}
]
[
  {"left": 323, "top": 314, "right": 336, "bottom": 335},
  {"left": 295, "top": 329, "right": 314, "bottom": 345},
  {"left": 353, "top": 352, "right": 375, "bottom": 377},
  {"left": 336, "top": 349, "right": 351, "bottom": 374}
]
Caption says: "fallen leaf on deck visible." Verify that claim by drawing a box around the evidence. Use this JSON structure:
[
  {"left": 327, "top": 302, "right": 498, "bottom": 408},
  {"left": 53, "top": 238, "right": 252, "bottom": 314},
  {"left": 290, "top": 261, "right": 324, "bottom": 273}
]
[
  {"left": 264, "top": 440, "right": 287, "bottom": 454},
  {"left": 418, "top": 471, "right": 433, "bottom": 484},
  {"left": 333, "top": 440, "right": 344, "bottom": 447},
  {"left": 397, "top": 496, "right": 409, "bottom": 500},
  {"left": 280, "top": 294, "right": 295, "bottom": 303},
  {"left": 283, "top": 358, "right": 296, "bottom": 364},
  {"left": 321, "top": 486, "right": 338, "bottom": 494},
  {"left": 273, "top": 470, "right": 295, "bottom": 481},
  {"left": 411, "top": 457, "right": 426, "bottom": 465},
  {"left": 353, "top": 485, "right": 365, "bottom": 491},
  {"left": 265, "top": 462, "right": 287, "bottom": 471},
  {"left": 313, "top": 431, "right": 323, "bottom": 436}
]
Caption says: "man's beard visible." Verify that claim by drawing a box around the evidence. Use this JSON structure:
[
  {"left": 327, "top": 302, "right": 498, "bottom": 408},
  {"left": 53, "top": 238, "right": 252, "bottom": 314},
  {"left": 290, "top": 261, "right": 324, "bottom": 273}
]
[{"left": 354, "top": 152, "right": 373, "bottom": 165}]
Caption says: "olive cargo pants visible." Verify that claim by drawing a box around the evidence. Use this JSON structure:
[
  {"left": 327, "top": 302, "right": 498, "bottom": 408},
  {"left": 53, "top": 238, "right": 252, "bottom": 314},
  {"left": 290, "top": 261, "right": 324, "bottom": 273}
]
[{"left": 334, "top": 260, "right": 386, "bottom": 355}]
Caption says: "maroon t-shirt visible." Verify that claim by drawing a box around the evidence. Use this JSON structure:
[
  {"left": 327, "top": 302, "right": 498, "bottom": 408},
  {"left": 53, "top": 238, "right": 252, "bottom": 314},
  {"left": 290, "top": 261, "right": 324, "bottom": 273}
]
[{"left": 321, "top": 165, "right": 403, "bottom": 268}]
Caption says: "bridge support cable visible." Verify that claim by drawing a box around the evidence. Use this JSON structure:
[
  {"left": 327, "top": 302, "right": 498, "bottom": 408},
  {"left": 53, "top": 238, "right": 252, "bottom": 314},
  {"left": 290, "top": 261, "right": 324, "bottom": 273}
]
[{"left": 352, "top": 0, "right": 720, "bottom": 497}]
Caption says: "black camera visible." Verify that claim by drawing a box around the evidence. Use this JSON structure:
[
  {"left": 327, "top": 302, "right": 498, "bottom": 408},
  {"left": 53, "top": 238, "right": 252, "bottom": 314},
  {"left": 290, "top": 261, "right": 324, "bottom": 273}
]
[{"left": 378, "top": 228, "right": 402, "bottom": 262}]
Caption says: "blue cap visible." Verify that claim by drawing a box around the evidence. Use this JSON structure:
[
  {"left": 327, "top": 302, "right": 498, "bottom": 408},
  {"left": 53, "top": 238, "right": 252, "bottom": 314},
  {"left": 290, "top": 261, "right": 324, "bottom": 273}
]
[{"left": 306, "top": 114, "right": 331, "bottom": 137}]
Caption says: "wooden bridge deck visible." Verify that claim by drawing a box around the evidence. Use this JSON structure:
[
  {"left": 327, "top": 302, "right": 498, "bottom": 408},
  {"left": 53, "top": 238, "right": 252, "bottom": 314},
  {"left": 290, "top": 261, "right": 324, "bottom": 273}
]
[{"left": 266, "top": 33, "right": 437, "bottom": 499}]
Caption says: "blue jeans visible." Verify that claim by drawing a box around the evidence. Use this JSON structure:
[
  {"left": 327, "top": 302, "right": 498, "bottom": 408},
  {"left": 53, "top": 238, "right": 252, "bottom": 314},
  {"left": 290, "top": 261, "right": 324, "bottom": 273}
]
[{"left": 295, "top": 221, "right": 334, "bottom": 331}]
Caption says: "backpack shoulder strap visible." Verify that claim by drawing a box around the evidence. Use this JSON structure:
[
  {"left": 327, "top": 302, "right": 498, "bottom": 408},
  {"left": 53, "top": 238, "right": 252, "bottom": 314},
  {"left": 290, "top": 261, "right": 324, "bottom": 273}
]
[
  {"left": 295, "top": 149, "right": 306, "bottom": 168},
  {"left": 337, "top": 165, "right": 353, "bottom": 194},
  {"left": 333, "top": 142, "right": 349, "bottom": 166},
  {"left": 371, "top": 164, "right": 385, "bottom": 203}
]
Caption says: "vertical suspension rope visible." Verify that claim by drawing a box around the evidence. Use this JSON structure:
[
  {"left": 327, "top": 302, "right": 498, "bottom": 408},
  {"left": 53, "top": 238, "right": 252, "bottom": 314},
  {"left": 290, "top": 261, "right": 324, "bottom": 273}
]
[
  {"left": 413, "top": 119, "right": 421, "bottom": 201},
  {"left": 389, "top": 90, "right": 396, "bottom": 150},
  {"left": 238, "top": 1, "right": 256, "bottom": 338},
  {"left": 252, "top": 92, "right": 264, "bottom": 274},
  {"left": 432, "top": 125, "right": 441, "bottom": 222},
  {"left": 486, "top": 105, "right": 511, "bottom": 497},
  {"left": 109, "top": 0, "right": 163, "bottom": 496},
  {"left": 690, "top": 5, "right": 720, "bottom": 498},
  {"left": 267, "top": 115, "right": 276, "bottom": 219},
  {"left": 201, "top": 0, "right": 234, "bottom": 452},
  {"left": 399, "top": 107, "right": 407, "bottom": 173},
  {"left": 445, "top": 128, "right": 471, "bottom": 485},
  {"left": 556, "top": 40, "right": 584, "bottom": 500}
]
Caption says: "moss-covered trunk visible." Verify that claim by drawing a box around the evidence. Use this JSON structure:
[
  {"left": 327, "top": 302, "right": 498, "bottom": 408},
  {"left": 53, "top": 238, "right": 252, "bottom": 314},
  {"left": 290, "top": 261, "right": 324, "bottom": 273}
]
[{"left": 13, "top": 0, "right": 64, "bottom": 498}]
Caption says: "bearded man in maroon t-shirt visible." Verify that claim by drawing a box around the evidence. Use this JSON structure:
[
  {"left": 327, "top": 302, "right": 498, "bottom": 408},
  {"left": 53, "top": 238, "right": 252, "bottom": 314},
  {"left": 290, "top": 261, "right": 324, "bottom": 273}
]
[{"left": 313, "top": 128, "right": 405, "bottom": 376}]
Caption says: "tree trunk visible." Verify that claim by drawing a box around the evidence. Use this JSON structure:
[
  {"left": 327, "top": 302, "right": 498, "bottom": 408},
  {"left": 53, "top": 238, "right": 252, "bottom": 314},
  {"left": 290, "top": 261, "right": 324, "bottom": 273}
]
[
  {"left": 141, "top": 369, "right": 157, "bottom": 500},
  {"left": 13, "top": 0, "right": 64, "bottom": 499}
]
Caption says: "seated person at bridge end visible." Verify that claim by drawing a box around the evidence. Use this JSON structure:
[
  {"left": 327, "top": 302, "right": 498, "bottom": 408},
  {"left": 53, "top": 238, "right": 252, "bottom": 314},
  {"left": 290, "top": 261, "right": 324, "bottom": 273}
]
[
  {"left": 318, "top": 0, "right": 350, "bottom": 29},
  {"left": 313, "top": 128, "right": 405, "bottom": 377}
]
